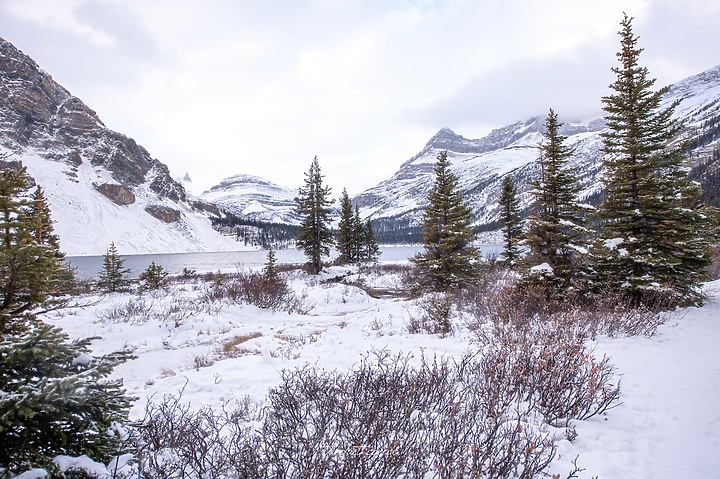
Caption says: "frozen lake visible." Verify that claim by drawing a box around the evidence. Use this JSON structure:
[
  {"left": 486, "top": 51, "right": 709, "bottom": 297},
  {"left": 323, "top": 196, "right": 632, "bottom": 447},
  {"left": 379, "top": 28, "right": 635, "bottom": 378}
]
[{"left": 66, "top": 244, "right": 503, "bottom": 280}]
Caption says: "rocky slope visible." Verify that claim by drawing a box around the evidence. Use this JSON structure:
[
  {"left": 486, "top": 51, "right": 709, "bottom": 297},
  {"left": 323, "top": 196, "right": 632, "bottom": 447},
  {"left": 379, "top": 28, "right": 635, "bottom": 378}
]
[
  {"left": 354, "top": 64, "right": 720, "bottom": 238},
  {"left": 0, "top": 37, "right": 241, "bottom": 255}
]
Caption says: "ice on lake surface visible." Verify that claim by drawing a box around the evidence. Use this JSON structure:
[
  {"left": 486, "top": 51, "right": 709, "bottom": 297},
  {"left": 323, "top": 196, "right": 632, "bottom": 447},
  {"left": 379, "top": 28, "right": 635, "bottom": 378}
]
[{"left": 67, "top": 245, "right": 504, "bottom": 279}]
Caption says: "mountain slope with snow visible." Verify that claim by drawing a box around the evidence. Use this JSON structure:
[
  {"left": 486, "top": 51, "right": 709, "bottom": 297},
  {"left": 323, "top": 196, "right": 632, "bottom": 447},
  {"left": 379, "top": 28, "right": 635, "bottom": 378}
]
[
  {"left": 0, "top": 37, "right": 243, "bottom": 255},
  {"left": 354, "top": 64, "right": 720, "bottom": 234},
  {"left": 200, "top": 174, "right": 300, "bottom": 224}
]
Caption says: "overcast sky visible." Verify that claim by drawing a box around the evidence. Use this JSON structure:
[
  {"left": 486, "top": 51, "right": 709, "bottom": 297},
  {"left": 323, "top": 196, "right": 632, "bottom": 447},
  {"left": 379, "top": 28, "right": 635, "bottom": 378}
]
[{"left": 2, "top": 0, "right": 719, "bottom": 195}]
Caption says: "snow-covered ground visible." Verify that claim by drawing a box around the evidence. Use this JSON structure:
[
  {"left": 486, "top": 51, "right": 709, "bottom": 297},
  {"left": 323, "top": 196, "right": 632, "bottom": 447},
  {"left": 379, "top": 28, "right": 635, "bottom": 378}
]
[
  {"left": 45, "top": 272, "right": 720, "bottom": 478},
  {"left": 558, "top": 280, "right": 720, "bottom": 478}
]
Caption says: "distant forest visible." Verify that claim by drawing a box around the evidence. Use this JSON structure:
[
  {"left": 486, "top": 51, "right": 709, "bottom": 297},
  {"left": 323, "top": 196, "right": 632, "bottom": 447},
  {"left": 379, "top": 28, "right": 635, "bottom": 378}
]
[{"left": 211, "top": 213, "right": 301, "bottom": 249}]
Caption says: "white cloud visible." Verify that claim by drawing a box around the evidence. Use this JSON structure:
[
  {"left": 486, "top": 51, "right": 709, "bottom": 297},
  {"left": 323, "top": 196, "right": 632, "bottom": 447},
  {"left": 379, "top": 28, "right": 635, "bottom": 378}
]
[{"left": 1, "top": 0, "right": 718, "bottom": 195}]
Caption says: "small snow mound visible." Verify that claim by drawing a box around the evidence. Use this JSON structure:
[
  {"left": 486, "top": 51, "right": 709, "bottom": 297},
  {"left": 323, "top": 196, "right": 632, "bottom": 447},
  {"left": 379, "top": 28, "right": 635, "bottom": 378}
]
[
  {"left": 54, "top": 455, "right": 109, "bottom": 478},
  {"left": 530, "top": 262, "right": 553, "bottom": 274},
  {"left": 14, "top": 470, "right": 48, "bottom": 479},
  {"left": 72, "top": 352, "right": 93, "bottom": 366}
]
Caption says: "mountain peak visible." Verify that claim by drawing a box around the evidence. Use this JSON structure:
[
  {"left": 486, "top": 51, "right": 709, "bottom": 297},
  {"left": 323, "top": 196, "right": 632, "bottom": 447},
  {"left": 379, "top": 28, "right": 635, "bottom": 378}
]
[{"left": 427, "top": 127, "right": 462, "bottom": 147}]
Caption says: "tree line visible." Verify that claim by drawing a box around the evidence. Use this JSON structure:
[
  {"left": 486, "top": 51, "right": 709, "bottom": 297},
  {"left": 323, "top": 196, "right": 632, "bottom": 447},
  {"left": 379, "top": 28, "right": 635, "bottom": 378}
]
[
  {"left": 415, "top": 15, "right": 717, "bottom": 307},
  {"left": 294, "top": 156, "right": 380, "bottom": 274}
]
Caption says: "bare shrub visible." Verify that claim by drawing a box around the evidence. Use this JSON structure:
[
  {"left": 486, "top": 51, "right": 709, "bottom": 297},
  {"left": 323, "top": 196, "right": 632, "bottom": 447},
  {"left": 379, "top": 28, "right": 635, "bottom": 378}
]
[
  {"left": 130, "top": 390, "right": 262, "bottom": 479},
  {"left": 407, "top": 293, "right": 454, "bottom": 336},
  {"left": 118, "top": 350, "right": 566, "bottom": 478},
  {"left": 192, "top": 353, "right": 215, "bottom": 370},
  {"left": 427, "top": 353, "right": 556, "bottom": 479},
  {"left": 464, "top": 280, "right": 668, "bottom": 339},
  {"left": 95, "top": 297, "right": 153, "bottom": 324},
  {"left": 362, "top": 262, "right": 416, "bottom": 290},
  {"left": 153, "top": 296, "right": 202, "bottom": 328},
  {"left": 475, "top": 320, "right": 621, "bottom": 428},
  {"left": 95, "top": 294, "right": 205, "bottom": 328},
  {"left": 205, "top": 271, "right": 301, "bottom": 311},
  {"left": 262, "top": 350, "right": 557, "bottom": 479}
]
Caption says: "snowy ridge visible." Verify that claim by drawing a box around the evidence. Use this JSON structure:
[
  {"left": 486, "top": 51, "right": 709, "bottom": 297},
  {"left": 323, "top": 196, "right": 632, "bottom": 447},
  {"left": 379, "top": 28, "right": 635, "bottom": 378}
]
[
  {"left": 200, "top": 173, "right": 300, "bottom": 224},
  {"left": 354, "top": 64, "right": 720, "bottom": 231},
  {"left": 354, "top": 119, "right": 606, "bottom": 226}
]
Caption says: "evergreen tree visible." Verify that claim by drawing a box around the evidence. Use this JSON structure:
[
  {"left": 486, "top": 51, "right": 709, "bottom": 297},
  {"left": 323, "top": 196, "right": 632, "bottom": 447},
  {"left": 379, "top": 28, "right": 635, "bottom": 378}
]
[
  {"left": 498, "top": 175, "right": 523, "bottom": 266},
  {"left": 0, "top": 170, "right": 69, "bottom": 317},
  {"left": 336, "top": 188, "right": 356, "bottom": 264},
  {"left": 595, "top": 14, "right": 715, "bottom": 306},
  {"left": 295, "top": 156, "right": 335, "bottom": 274},
  {"left": 524, "top": 109, "right": 587, "bottom": 288},
  {"left": 0, "top": 167, "right": 132, "bottom": 473},
  {"left": 412, "top": 151, "right": 479, "bottom": 290},
  {"left": 361, "top": 218, "right": 381, "bottom": 263},
  {"left": 139, "top": 261, "right": 168, "bottom": 291},
  {"left": 28, "top": 185, "right": 77, "bottom": 298},
  {"left": 351, "top": 206, "right": 364, "bottom": 263},
  {"left": 98, "top": 242, "right": 131, "bottom": 292},
  {"left": 263, "top": 248, "right": 279, "bottom": 281}
]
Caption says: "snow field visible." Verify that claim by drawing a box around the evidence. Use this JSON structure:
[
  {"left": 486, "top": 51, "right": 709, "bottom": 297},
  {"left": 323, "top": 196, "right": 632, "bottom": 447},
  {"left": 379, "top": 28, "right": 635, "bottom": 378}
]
[{"left": 44, "top": 272, "right": 720, "bottom": 478}]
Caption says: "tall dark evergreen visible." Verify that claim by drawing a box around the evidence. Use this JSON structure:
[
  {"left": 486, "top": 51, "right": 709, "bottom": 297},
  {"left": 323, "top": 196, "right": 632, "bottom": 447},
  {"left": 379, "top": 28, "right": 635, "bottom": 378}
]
[
  {"left": 263, "top": 248, "right": 279, "bottom": 281},
  {"left": 1, "top": 170, "right": 69, "bottom": 316},
  {"left": 98, "top": 242, "right": 131, "bottom": 292},
  {"left": 336, "top": 188, "right": 357, "bottom": 264},
  {"left": 351, "top": 206, "right": 364, "bottom": 262},
  {"left": 524, "top": 109, "right": 587, "bottom": 288},
  {"left": 0, "top": 167, "right": 132, "bottom": 473},
  {"left": 361, "top": 218, "right": 381, "bottom": 264},
  {"left": 498, "top": 175, "right": 523, "bottom": 266},
  {"left": 412, "top": 151, "right": 479, "bottom": 289},
  {"left": 595, "top": 14, "right": 715, "bottom": 305},
  {"left": 295, "top": 156, "right": 334, "bottom": 274}
]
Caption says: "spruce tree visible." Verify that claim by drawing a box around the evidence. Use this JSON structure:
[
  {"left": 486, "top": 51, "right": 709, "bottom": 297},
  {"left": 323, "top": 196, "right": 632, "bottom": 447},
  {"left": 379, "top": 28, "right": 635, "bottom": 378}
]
[
  {"left": 336, "top": 188, "right": 356, "bottom": 264},
  {"left": 412, "top": 151, "right": 479, "bottom": 290},
  {"left": 139, "top": 261, "right": 168, "bottom": 291},
  {"left": 498, "top": 175, "right": 523, "bottom": 267},
  {"left": 351, "top": 206, "right": 364, "bottom": 263},
  {"left": 28, "top": 186, "right": 77, "bottom": 297},
  {"left": 1, "top": 170, "right": 68, "bottom": 316},
  {"left": 98, "top": 242, "right": 131, "bottom": 292},
  {"left": 0, "top": 167, "right": 132, "bottom": 473},
  {"left": 524, "top": 109, "right": 587, "bottom": 288},
  {"left": 295, "top": 156, "right": 334, "bottom": 274},
  {"left": 361, "top": 218, "right": 381, "bottom": 263},
  {"left": 263, "top": 248, "right": 279, "bottom": 281},
  {"left": 595, "top": 14, "right": 715, "bottom": 306}
]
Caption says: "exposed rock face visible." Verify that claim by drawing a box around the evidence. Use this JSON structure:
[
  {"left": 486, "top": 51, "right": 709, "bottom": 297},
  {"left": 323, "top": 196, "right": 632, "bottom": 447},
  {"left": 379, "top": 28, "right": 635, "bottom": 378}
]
[
  {"left": 190, "top": 199, "right": 222, "bottom": 217},
  {"left": 145, "top": 205, "right": 182, "bottom": 223},
  {"left": 0, "top": 36, "right": 186, "bottom": 202},
  {"left": 95, "top": 183, "right": 136, "bottom": 205},
  {"left": 0, "top": 37, "right": 238, "bottom": 255}
]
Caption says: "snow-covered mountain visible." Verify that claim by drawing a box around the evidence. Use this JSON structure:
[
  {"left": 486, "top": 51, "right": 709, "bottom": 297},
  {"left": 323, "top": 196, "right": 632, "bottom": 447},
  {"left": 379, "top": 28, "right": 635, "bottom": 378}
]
[
  {"left": 0, "top": 37, "right": 243, "bottom": 255},
  {"left": 200, "top": 174, "right": 300, "bottom": 224},
  {"left": 355, "top": 64, "right": 720, "bottom": 237}
]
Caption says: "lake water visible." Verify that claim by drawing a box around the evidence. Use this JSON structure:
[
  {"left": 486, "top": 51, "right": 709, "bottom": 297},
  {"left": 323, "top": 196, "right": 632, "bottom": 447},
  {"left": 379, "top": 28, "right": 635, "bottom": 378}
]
[{"left": 66, "top": 244, "right": 503, "bottom": 280}]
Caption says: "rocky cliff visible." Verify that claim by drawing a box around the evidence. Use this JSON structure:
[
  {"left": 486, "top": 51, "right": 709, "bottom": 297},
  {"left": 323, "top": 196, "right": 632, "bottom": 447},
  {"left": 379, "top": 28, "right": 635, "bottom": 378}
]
[{"left": 0, "top": 37, "right": 241, "bottom": 255}]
